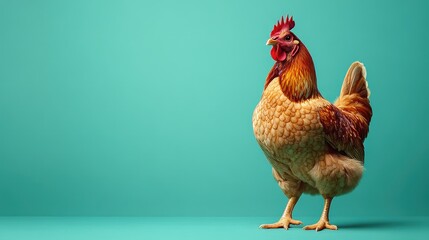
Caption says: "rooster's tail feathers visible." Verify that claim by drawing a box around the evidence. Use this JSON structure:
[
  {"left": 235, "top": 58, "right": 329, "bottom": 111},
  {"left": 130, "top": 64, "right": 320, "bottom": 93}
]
[{"left": 334, "top": 61, "right": 372, "bottom": 139}]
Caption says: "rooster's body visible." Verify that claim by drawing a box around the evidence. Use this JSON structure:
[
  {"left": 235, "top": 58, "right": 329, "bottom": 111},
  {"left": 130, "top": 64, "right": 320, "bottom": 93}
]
[{"left": 252, "top": 16, "right": 372, "bottom": 231}]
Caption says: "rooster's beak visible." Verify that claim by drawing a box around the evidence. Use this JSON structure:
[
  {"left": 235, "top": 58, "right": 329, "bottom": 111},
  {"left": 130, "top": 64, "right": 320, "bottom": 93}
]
[
  {"left": 266, "top": 38, "right": 300, "bottom": 45},
  {"left": 266, "top": 38, "right": 278, "bottom": 46}
]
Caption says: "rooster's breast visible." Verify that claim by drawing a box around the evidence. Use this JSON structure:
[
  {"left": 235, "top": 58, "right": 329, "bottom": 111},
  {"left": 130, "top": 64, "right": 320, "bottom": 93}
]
[{"left": 252, "top": 78, "right": 328, "bottom": 178}]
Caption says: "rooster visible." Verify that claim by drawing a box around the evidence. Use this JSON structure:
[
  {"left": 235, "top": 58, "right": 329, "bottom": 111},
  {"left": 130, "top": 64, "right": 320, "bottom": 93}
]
[{"left": 252, "top": 16, "right": 372, "bottom": 231}]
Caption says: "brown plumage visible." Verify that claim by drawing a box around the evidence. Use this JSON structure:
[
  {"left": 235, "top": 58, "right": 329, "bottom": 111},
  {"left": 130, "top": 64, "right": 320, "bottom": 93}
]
[{"left": 252, "top": 16, "right": 372, "bottom": 231}]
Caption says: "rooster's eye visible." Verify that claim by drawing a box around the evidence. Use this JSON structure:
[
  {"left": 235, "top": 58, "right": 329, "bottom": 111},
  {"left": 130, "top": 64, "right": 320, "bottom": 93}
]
[{"left": 285, "top": 35, "right": 291, "bottom": 41}]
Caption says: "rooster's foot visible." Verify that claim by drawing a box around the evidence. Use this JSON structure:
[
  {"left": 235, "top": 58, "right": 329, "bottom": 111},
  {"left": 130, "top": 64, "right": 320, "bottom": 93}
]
[
  {"left": 303, "top": 219, "right": 337, "bottom": 231},
  {"left": 259, "top": 216, "right": 303, "bottom": 230}
]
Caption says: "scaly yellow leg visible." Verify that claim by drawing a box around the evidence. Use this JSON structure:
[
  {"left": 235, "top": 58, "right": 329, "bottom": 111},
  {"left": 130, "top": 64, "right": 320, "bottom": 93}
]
[
  {"left": 303, "top": 196, "right": 338, "bottom": 231},
  {"left": 260, "top": 196, "right": 303, "bottom": 230}
]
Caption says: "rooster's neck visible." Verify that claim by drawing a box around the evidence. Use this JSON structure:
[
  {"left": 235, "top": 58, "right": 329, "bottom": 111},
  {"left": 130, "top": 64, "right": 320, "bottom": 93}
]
[{"left": 265, "top": 44, "right": 320, "bottom": 102}]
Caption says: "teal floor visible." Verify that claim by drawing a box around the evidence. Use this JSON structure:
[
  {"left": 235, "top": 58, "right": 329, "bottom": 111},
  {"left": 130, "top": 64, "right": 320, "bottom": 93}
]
[{"left": 0, "top": 217, "right": 428, "bottom": 240}]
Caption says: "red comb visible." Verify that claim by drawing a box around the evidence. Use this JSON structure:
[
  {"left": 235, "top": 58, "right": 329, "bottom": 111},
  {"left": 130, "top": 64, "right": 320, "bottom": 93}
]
[{"left": 271, "top": 15, "right": 295, "bottom": 36}]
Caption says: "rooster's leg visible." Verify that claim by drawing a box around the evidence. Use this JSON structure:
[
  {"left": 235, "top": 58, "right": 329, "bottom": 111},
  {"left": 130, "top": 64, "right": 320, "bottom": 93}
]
[
  {"left": 260, "top": 196, "right": 302, "bottom": 230},
  {"left": 303, "top": 196, "right": 338, "bottom": 231}
]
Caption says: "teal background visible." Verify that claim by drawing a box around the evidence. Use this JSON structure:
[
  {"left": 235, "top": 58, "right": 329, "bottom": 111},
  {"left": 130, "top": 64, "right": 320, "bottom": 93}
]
[{"left": 0, "top": 0, "right": 428, "bottom": 218}]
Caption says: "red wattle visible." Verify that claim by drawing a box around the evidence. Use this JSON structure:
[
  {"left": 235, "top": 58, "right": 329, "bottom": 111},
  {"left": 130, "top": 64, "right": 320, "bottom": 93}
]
[{"left": 270, "top": 45, "right": 286, "bottom": 62}]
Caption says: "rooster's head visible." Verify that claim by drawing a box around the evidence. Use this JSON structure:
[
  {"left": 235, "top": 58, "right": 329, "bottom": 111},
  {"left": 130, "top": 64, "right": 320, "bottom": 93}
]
[{"left": 267, "top": 15, "right": 300, "bottom": 62}]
